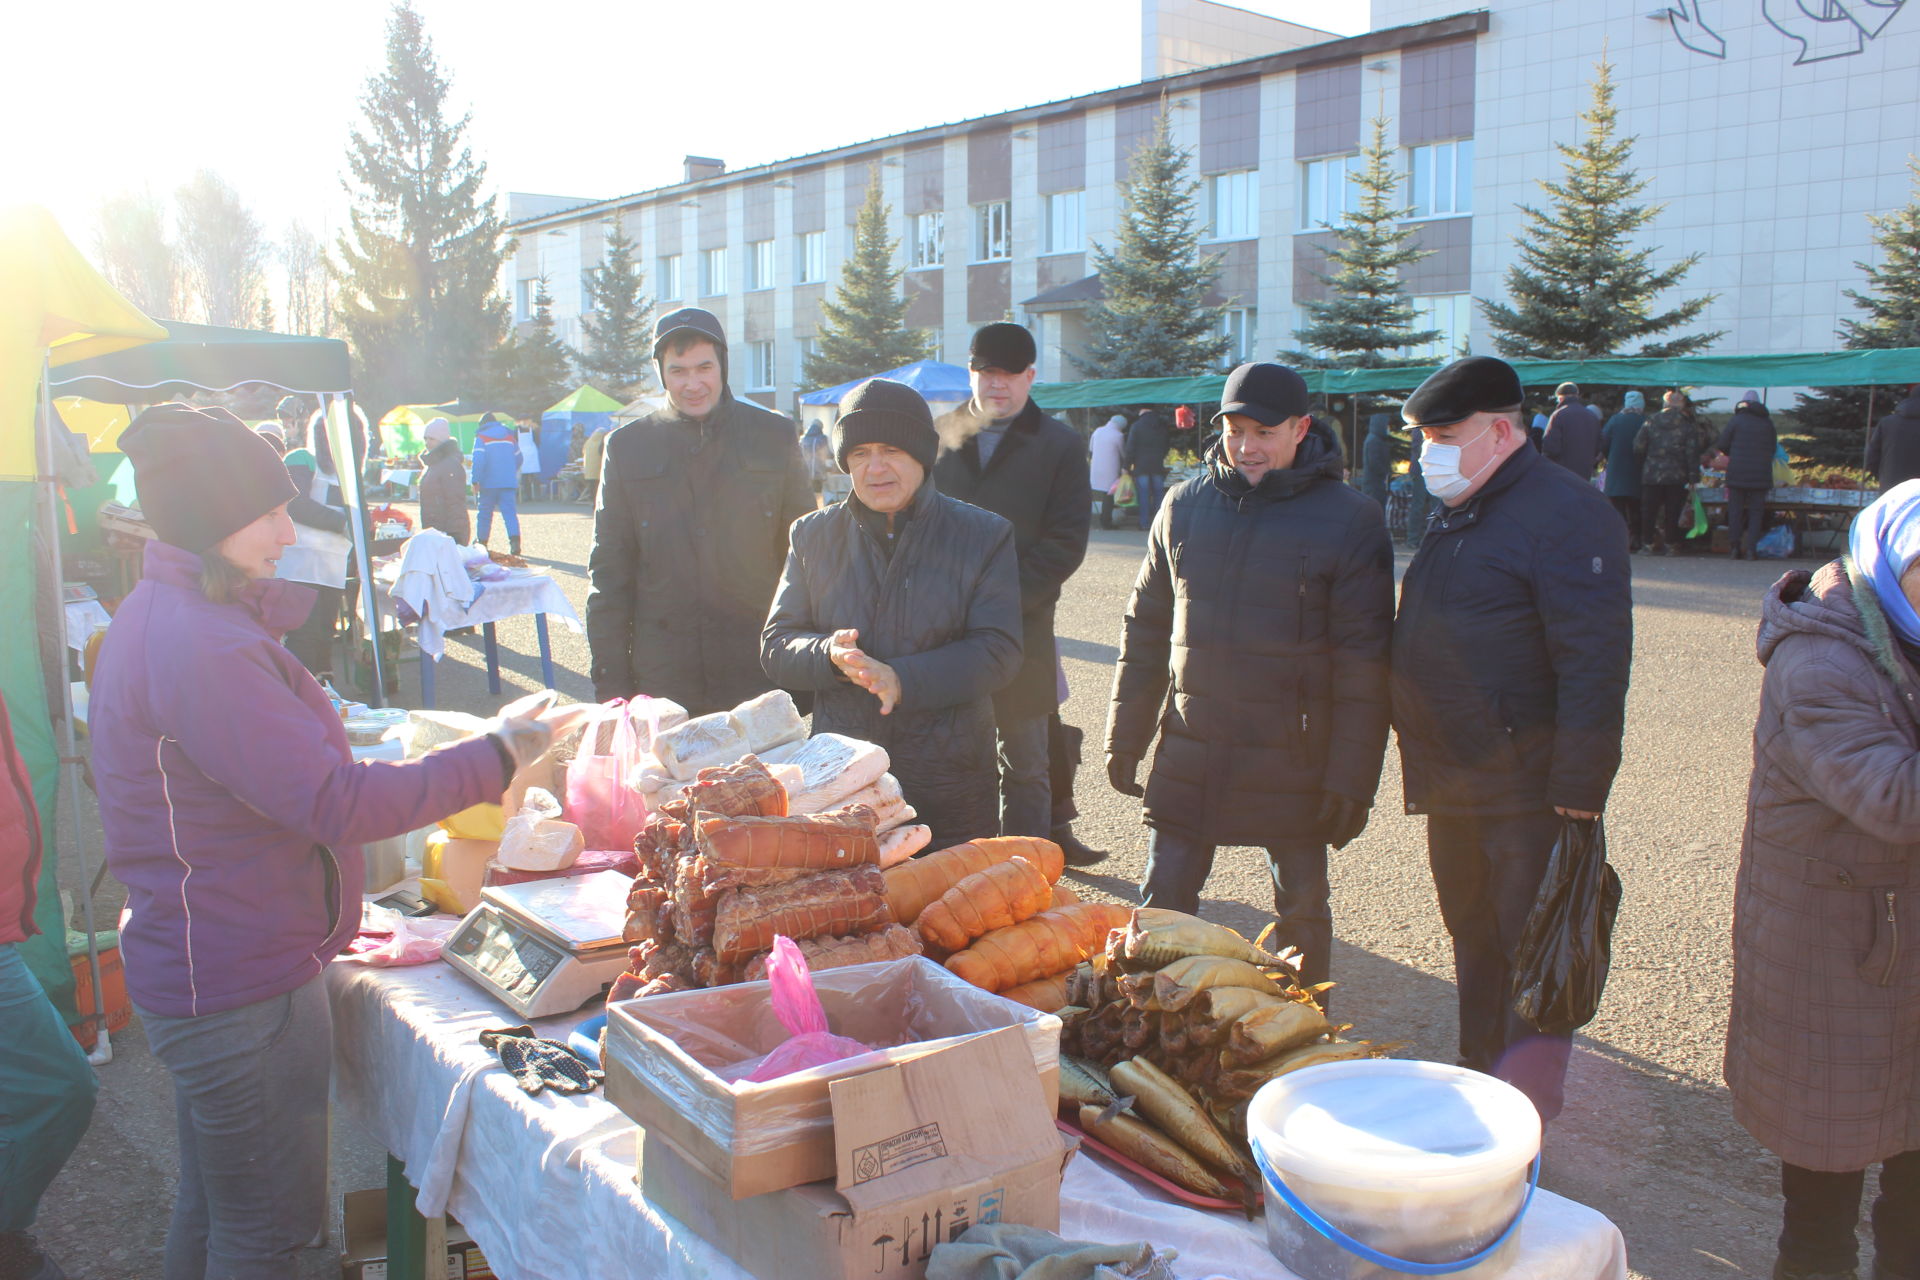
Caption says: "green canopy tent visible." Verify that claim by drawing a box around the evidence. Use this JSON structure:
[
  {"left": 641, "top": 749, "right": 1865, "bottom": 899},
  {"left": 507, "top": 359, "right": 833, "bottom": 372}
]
[{"left": 540, "top": 386, "right": 622, "bottom": 478}]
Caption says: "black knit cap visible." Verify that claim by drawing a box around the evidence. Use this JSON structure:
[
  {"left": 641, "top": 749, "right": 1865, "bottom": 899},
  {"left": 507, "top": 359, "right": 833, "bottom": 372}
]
[
  {"left": 1215, "top": 362, "right": 1311, "bottom": 427},
  {"left": 1403, "top": 356, "right": 1526, "bottom": 429},
  {"left": 120, "top": 403, "right": 298, "bottom": 553},
  {"left": 968, "top": 322, "right": 1036, "bottom": 373},
  {"left": 831, "top": 378, "right": 938, "bottom": 473}
]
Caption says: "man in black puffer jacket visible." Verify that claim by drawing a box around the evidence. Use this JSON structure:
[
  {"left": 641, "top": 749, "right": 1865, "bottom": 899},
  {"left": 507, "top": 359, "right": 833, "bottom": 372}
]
[
  {"left": 1866, "top": 384, "right": 1920, "bottom": 492},
  {"left": 764, "top": 379, "right": 1023, "bottom": 849},
  {"left": 1105, "top": 363, "right": 1394, "bottom": 988},
  {"left": 1715, "top": 392, "right": 1778, "bottom": 559},
  {"left": 1392, "top": 355, "right": 1631, "bottom": 1123}
]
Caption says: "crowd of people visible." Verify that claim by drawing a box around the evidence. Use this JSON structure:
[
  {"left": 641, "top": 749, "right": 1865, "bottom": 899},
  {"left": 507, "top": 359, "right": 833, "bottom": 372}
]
[{"left": 6, "top": 306, "right": 1920, "bottom": 1280}]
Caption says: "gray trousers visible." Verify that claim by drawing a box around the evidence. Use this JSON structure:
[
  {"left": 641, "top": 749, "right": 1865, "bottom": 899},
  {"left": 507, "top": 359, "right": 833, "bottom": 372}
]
[
  {"left": 138, "top": 975, "right": 332, "bottom": 1280},
  {"left": 996, "top": 713, "right": 1053, "bottom": 839}
]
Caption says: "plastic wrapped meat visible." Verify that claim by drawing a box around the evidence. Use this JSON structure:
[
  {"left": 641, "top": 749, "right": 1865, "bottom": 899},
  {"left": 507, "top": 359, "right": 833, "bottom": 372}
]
[
  {"left": 729, "top": 690, "right": 807, "bottom": 755},
  {"left": 668, "top": 754, "right": 786, "bottom": 822},
  {"left": 653, "top": 712, "right": 751, "bottom": 780},
  {"left": 669, "top": 854, "right": 725, "bottom": 949},
  {"left": 740, "top": 923, "right": 924, "bottom": 981},
  {"left": 711, "top": 865, "right": 893, "bottom": 963},
  {"left": 762, "top": 734, "right": 890, "bottom": 814},
  {"left": 876, "top": 824, "right": 931, "bottom": 868},
  {"left": 694, "top": 805, "right": 879, "bottom": 872},
  {"left": 834, "top": 773, "right": 912, "bottom": 831}
]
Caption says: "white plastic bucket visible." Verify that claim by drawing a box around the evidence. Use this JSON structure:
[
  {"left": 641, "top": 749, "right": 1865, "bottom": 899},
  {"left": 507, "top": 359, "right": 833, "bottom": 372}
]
[{"left": 1247, "top": 1059, "right": 1541, "bottom": 1279}]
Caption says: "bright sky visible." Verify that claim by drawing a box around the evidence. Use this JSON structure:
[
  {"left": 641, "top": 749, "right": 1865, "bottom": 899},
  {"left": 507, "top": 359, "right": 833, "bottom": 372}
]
[{"left": 4, "top": 0, "right": 1368, "bottom": 258}]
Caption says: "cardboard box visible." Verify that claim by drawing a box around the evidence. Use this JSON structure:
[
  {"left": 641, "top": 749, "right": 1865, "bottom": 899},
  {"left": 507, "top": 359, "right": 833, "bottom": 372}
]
[
  {"left": 338, "top": 1189, "right": 493, "bottom": 1280},
  {"left": 639, "top": 1027, "right": 1074, "bottom": 1280},
  {"left": 604, "top": 956, "right": 1061, "bottom": 1199}
]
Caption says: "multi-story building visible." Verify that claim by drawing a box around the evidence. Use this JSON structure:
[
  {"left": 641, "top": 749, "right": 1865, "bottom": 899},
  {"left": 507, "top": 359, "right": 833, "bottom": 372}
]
[{"left": 504, "top": 0, "right": 1919, "bottom": 415}]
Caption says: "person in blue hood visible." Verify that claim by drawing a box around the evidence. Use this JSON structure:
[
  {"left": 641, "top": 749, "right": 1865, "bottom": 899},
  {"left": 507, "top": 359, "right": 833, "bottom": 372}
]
[{"left": 470, "top": 413, "right": 524, "bottom": 555}]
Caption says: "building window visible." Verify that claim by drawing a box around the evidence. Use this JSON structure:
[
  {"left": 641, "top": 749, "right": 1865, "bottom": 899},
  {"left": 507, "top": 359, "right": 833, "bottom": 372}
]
[
  {"left": 1407, "top": 294, "right": 1473, "bottom": 360},
  {"left": 1042, "top": 191, "right": 1085, "bottom": 255},
  {"left": 1409, "top": 140, "right": 1474, "bottom": 218},
  {"left": 911, "top": 212, "right": 945, "bottom": 269},
  {"left": 795, "top": 336, "right": 821, "bottom": 384},
  {"left": 746, "top": 340, "right": 776, "bottom": 391},
  {"left": 797, "top": 231, "right": 827, "bottom": 284},
  {"left": 1218, "top": 307, "right": 1256, "bottom": 367},
  {"left": 1207, "top": 171, "right": 1259, "bottom": 241},
  {"left": 580, "top": 281, "right": 595, "bottom": 314},
  {"left": 658, "top": 254, "right": 681, "bottom": 301},
  {"left": 700, "top": 246, "right": 727, "bottom": 297},
  {"left": 974, "top": 202, "right": 1010, "bottom": 262},
  {"left": 747, "top": 238, "right": 777, "bottom": 291},
  {"left": 1299, "top": 155, "right": 1361, "bottom": 230},
  {"left": 515, "top": 279, "right": 535, "bottom": 321}
]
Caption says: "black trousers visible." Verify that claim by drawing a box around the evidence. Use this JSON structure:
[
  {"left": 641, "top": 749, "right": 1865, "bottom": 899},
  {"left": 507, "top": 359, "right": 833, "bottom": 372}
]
[
  {"left": 1728, "top": 486, "right": 1768, "bottom": 555},
  {"left": 1780, "top": 1153, "right": 1920, "bottom": 1275},
  {"left": 1609, "top": 496, "right": 1641, "bottom": 548},
  {"left": 1641, "top": 483, "right": 1688, "bottom": 551},
  {"left": 1093, "top": 489, "right": 1115, "bottom": 530},
  {"left": 284, "top": 585, "right": 342, "bottom": 679},
  {"left": 1426, "top": 809, "right": 1571, "bottom": 1122},
  {"left": 1047, "top": 714, "right": 1081, "bottom": 829}
]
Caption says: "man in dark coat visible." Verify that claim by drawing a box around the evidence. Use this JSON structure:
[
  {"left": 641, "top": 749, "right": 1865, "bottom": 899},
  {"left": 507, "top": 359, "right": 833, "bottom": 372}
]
[
  {"left": 763, "top": 379, "right": 1022, "bottom": 849},
  {"left": 1405, "top": 429, "right": 1431, "bottom": 550},
  {"left": 934, "top": 323, "right": 1093, "bottom": 854},
  {"left": 588, "top": 308, "right": 815, "bottom": 713},
  {"left": 1106, "top": 363, "right": 1394, "bottom": 988},
  {"left": 1392, "top": 355, "right": 1631, "bottom": 1123},
  {"left": 1541, "top": 382, "right": 1602, "bottom": 479},
  {"left": 1599, "top": 391, "right": 1646, "bottom": 551},
  {"left": 1359, "top": 413, "right": 1392, "bottom": 509},
  {"left": 1716, "top": 391, "right": 1779, "bottom": 559},
  {"left": 1122, "top": 407, "right": 1173, "bottom": 530},
  {"left": 416, "top": 417, "right": 470, "bottom": 546},
  {"left": 1633, "top": 389, "right": 1710, "bottom": 555},
  {"left": 1866, "top": 384, "right": 1920, "bottom": 493}
]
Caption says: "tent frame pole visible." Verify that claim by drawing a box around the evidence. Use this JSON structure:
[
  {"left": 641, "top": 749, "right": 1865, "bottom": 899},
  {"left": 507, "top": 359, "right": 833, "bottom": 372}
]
[{"left": 38, "top": 356, "right": 110, "bottom": 1065}]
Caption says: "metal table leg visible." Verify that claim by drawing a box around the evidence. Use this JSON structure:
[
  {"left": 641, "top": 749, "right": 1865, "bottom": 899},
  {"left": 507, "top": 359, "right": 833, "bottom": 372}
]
[
  {"left": 483, "top": 622, "right": 502, "bottom": 695},
  {"left": 419, "top": 645, "right": 435, "bottom": 709},
  {"left": 535, "top": 613, "right": 554, "bottom": 689}
]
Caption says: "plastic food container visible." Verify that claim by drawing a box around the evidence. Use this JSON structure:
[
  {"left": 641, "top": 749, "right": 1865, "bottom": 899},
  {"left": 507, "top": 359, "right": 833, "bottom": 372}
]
[{"left": 1248, "top": 1059, "right": 1541, "bottom": 1280}]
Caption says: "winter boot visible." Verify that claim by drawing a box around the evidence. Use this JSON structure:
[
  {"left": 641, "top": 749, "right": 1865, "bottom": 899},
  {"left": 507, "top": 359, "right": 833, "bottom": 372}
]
[
  {"left": 0, "top": 1230, "right": 69, "bottom": 1280},
  {"left": 1775, "top": 1261, "right": 1857, "bottom": 1280},
  {"left": 1052, "top": 824, "right": 1109, "bottom": 868},
  {"left": 509, "top": 535, "right": 522, "bottom": 557}
]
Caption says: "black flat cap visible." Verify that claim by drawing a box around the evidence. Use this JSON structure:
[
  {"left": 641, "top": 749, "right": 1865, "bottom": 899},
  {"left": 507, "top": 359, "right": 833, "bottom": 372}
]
[
  {"left": 1215, "top": 362, "right": 1311, "bottom": 427},
  {"left": 968, "top": 322, "right": 1036, "bottom": 373},
  {"left": 1403, "top": 356, "right": 1525, "bottom": 429}
]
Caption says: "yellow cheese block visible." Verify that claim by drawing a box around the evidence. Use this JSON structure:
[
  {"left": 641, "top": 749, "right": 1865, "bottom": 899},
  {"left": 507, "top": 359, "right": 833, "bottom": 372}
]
[
  {"left": 439, "top": 801, "right": 504, "bottom": 841},
  {"left": 421, "top": 830, "right": 498, "bottom": 915}
]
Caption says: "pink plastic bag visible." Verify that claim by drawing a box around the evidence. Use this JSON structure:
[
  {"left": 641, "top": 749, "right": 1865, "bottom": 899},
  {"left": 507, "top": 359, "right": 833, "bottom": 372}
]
[
  {"left": 741, "top": 936, "right": 874, "bottom": 1083},
  {"left": 565, "top": 699, "right": 654, "bottom": 852}
]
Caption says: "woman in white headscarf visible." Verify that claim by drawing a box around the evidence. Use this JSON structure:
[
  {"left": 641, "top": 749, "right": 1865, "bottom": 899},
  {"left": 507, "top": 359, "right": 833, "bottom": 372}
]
[
  {"left": 1726, "top": 479, "right": 1920, "bottom": 1280},
  {"left": 1088, "top": 412, "right": 1128, "bottom": 531}
]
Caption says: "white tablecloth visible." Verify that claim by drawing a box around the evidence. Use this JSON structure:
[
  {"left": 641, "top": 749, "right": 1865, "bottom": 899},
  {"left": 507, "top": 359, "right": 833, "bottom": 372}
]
[
  {"left": 374, "top": 564, "right": 583, "bottom": 660},
  {"left": 65, "top": 598, "right": 111, "bottom": 651},
  {"left": 328, "top": 963, "right": 1628, "bottom": 1280}
]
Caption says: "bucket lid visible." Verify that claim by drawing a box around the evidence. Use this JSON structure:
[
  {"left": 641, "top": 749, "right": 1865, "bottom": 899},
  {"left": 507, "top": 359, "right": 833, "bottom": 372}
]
[{"left": 1247, "top": 1059, "right": 1541, "bottom": 1192}]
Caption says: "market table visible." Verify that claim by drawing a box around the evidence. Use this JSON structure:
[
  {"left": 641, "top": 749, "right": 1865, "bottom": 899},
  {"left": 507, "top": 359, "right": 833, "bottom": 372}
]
[
  {"left": 328, "top": 961, "right": 1630, "bottom": 1280},
  {"left": 370, "top": 564, "right": 583, "bottom": 706}
]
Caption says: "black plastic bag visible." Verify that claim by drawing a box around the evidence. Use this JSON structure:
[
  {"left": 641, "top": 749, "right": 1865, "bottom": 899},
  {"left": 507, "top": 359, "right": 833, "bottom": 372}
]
[{"left": 1511, "top": 817, "right": 1622, "bottom": 1036}]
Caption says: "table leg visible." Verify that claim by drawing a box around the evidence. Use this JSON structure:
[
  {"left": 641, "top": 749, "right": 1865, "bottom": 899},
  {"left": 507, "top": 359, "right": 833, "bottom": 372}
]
[
  {"left": 483, "top": 622, "right": 501, "bottom": 695},
  {"left": 535, "top": 613, "right": 554, "bottom": 689},
  {"left": 385, "top": 1153, "right": 427, "bottom": 1280},
  {"left": 419, "top": 644, "right": 435, "bottom": 710}
]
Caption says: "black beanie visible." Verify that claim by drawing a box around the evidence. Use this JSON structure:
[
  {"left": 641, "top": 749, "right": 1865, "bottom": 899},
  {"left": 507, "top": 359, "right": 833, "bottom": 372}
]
[
  {"left": 968, "top": 322, "right": 1036, "bottom": 373},
  {"left": 831, "top": 378, "right": 938, "bottom": 473},
  {"left": 120, "top": 403, "right": 298, "bottom": 553}
]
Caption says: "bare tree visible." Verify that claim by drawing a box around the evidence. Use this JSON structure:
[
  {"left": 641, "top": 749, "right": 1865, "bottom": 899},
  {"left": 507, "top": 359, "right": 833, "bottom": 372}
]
[
  {"left": 95, "top": 191, "right": 181, "bottom": 318},
  {"left": 281, "top": 220, "right": 333, "bottom": 335},
  {"left": 175, "top": 170, "right": 270, "bottom": 327}
]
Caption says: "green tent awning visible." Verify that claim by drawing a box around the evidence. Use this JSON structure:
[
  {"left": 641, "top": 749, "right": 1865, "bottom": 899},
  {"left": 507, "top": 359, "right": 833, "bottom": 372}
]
[
  {"left": 46, "top": 319, "right": 351, "bottom": 398},
  {"left": 547, "top": 384, "right": 623, "bottom": 414},
  {"left": 1029, "top": 347, "right": 1920, "bottom": 411}
]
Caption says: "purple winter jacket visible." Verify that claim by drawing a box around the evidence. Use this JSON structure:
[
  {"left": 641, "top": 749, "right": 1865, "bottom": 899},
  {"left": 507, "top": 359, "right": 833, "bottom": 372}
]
[{"left": 92, "top": 541, "right": 510, "bottom": 1018}]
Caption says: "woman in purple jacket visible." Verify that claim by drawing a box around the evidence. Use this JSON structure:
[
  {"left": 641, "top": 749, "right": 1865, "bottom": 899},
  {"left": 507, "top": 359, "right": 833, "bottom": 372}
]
[{"left": 91, "top": 404, "right": 572, "bottom": 1280}]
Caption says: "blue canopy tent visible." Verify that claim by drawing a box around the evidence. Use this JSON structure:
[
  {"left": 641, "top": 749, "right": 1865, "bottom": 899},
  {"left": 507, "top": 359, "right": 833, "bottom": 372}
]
[
  {"left": 798, "top": 359, "right": 972, "bottom": 407},
  {"left": 539, "top": 385, "right": 621, "bottom": 478}
]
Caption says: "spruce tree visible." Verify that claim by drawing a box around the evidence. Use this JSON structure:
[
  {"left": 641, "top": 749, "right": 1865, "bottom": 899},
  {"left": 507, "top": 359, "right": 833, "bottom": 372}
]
[
  {"left": 1791, "top": 158, "right": 1920, "bottom": 469},
  {"left": 1287, "top": 116, "right": 1440, "bottom": 367},
  {"left": 332, "top": 1, "right": 511, "bottom": 417},
  {"left": 1073, "top": 108, "right": 1229, "bottom": 378},
  {"left": 803, "top": 170, "right": 930, "bottom": 388},
  {"left": 1480, "top": 57, "right": 1721, "bottom": 359},
  {"left": 487, "top": 279, "right": 575, "bottom": 418},
  {"left": 578, "top": 217, "right": 654, "bottom": 400}
]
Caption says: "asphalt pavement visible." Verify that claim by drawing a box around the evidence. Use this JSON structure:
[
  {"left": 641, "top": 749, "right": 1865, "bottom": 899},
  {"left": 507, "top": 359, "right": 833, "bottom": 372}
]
[{"left": 40, "top": 496, "right": 1805, "bottom": 1278}]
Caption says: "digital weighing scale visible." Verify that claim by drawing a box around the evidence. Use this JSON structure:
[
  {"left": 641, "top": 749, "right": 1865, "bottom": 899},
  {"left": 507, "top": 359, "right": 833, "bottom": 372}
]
[{"left": 443, "top": 870, "right": 632, "bottom": 1019}]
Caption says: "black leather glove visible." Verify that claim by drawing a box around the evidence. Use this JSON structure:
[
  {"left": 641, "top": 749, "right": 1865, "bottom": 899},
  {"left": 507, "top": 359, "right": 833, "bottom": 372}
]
[
  {"left": 478, "top": 1025, "right": 604, "bottom": 1096},
  {"left": 1316, "top": 794, "right": 1369, "bottom": 850},
  {"left": 1107, "top": 752, "right": 1144, "bottom": 798}
]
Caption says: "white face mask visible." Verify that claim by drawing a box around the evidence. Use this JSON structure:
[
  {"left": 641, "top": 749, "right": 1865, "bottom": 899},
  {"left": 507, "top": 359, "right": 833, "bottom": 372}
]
[{"left": 1421, "top": 424, "right": 1495, "bottom": 504}]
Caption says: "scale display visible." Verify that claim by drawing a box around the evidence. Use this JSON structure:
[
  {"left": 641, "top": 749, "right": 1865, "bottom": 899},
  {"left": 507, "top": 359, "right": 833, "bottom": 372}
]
[
  {"left": 442, "top": 870, "right": 633, "bottom": 1019},
  {"left": 446, "top": 908, "right": 569, "bottom": 1008}
]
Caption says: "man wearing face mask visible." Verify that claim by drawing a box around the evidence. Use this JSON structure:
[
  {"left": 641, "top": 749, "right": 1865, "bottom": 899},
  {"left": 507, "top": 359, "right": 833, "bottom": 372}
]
[
  {"left": 1391, "top": 355, "right": 1632, "bottom": 1125},
  {"left": 1105, "top": 363, "right": 1394, "bottom": 990}
]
